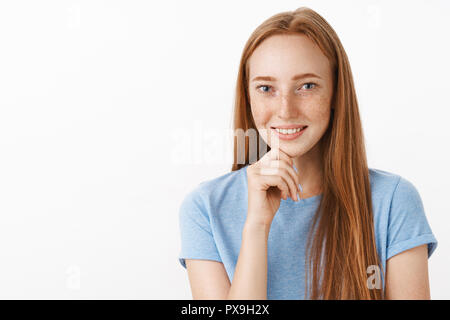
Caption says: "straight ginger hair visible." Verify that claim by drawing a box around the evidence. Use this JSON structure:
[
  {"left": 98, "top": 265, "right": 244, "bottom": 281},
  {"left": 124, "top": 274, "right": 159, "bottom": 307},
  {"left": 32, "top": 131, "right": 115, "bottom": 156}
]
[{"left": 231, "top": 7, "right": 385, "bottom": 299}]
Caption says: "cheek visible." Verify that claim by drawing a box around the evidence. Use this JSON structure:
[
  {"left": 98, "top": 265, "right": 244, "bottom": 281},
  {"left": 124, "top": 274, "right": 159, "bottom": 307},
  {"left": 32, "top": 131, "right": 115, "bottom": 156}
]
[
  {"left": 305, "top": 95, "right": 331, "bottom": 123},
  {"left": 250, "top": 103, "right": 272, "bottom": 127}
]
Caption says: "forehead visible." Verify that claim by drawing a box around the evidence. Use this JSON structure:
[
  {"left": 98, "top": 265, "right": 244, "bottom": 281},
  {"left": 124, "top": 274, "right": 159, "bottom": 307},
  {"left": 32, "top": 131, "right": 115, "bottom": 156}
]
[{"left": 248, "top": 34, "right": 332, "bottom": 81}]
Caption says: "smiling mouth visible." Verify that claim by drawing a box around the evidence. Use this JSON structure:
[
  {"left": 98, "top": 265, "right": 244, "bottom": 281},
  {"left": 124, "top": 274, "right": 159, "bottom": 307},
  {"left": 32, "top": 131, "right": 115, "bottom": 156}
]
[{"left": 271, "top": 126, "right": 308, "bottom": 135}]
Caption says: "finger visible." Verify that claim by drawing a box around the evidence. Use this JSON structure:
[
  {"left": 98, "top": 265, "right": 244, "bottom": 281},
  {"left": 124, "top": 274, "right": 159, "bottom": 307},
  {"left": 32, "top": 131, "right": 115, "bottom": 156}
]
[
  {"left": 271, "top": 149, "right": 300, "bottom": 196},
  {"left": 272, "top": 163, "right": 299, "bottom": 201},
  {"left": 258, "top": 174, "right": 290, "bottom": 199},
  {"left": 268, "top": 148, "right": 293, "bottom": 166},
  {"left": 270, "top": 159, "right": 300, "bottom": 195},
  {"left": 260, "top": 165, "right": 298, "bottom": 201}
]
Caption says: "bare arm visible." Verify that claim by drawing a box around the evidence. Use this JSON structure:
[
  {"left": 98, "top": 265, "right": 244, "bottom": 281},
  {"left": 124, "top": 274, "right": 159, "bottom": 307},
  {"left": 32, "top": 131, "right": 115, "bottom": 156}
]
[
  {"left": 385, "top": 244, "right": 431, "bottom": 299},
  {"left": 227, "top": 221, "right": 270, "bottom": 299},
  {"left": 185, "top": 221, "right": 270, "bottom": 300},
  {"left": 185, "top": 259, "right": 231, "bottom": 299}
]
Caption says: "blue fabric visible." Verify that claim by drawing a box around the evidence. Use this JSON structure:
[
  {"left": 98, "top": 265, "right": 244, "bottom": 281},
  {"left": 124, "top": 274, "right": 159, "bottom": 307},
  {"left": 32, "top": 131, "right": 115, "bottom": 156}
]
[{"left": 178, "top": 165, "right": 438, "bottom": 299}]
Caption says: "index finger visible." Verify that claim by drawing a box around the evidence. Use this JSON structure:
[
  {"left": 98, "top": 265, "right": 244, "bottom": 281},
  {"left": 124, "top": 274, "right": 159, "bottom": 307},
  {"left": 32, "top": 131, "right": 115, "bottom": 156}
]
[{"left": 269, "top": 148, "right": 293, "bottom": 166}]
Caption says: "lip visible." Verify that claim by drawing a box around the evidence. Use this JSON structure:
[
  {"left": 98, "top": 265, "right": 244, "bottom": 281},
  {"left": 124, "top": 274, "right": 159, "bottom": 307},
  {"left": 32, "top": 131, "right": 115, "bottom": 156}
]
[
  {"left": 271, "top": 126, "right": 308, "bottom": 140},
  {"left": 271, "top": 124, "right": 307, "bottom": 129}
]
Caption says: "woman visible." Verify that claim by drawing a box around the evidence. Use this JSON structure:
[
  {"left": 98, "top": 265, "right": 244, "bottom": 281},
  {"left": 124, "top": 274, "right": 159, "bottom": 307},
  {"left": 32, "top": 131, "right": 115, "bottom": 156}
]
[{"left": 178, "top": 7, "right": 437, "bottom": 299}]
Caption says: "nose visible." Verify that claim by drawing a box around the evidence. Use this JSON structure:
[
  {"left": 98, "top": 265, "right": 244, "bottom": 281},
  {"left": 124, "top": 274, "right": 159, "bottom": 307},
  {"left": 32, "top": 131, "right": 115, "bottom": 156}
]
[{"left": 277, "top": 93, "right": 298, "bottom": 119}]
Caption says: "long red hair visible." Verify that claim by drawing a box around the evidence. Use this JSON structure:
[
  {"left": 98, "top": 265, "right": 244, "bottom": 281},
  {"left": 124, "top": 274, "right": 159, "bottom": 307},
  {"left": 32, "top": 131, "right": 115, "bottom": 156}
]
[{"left": 231, "top": 7, "right": 384, "bottom": 299}]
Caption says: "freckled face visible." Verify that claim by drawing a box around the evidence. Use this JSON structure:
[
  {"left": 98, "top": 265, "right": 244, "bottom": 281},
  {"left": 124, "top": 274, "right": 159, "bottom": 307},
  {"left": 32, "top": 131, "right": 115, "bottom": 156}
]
[{"left": 247, "top": 34, "right": 334, "bottom": 157}]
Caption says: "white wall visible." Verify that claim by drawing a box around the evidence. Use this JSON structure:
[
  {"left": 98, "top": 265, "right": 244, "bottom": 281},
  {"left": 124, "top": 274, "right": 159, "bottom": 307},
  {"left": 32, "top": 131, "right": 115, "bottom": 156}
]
[{"left": 0, "top": 0, "right": 448, "bottom": 299}]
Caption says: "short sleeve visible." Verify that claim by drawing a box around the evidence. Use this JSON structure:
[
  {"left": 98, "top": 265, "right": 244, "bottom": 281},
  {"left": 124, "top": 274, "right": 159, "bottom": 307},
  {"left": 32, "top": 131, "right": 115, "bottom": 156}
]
[
  {"left": 178, "top": 188, "right": 222, "bottom": 269},
  {"left": 386, "top": 176, "right": 438, "bottom": 260}
]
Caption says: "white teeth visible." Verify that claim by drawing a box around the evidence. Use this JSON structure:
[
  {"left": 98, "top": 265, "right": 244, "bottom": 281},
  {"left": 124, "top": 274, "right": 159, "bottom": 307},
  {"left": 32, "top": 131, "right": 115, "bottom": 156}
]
[{"left": 274, "top": 127, "right": 305, "bottom": 134}]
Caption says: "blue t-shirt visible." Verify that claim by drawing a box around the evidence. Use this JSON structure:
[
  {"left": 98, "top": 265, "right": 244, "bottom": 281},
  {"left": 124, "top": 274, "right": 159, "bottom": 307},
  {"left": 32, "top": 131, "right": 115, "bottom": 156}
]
[{"left": 178, "top": 165, "right": 438, "bottom": 299}]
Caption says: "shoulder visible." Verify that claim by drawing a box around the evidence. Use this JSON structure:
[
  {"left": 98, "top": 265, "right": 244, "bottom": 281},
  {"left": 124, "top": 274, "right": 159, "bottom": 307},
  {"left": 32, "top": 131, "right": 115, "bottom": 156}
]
[
  {"left": 179, "top": 165, "right": 248, "bottom": 216},
  {"left": 368, "top": 168, "right": 422, "bottom": 204},
  {"left": 368, "top": 167, "right": 430, "bottom": 235},
  {"left": 197, "top": 165, "right": 248, "bottom": 197},
  {"left": 368, "top": 169, "right": 437, "bottom": 260},
  {"left": 368, "top": 168, "right": 401, "bottom": 193}
]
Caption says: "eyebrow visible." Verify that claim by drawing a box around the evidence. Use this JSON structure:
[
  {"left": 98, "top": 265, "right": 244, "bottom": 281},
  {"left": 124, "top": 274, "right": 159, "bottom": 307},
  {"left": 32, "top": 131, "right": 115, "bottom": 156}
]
[{"left": 251, "top": 73, "right": 322, "bottom": 82}]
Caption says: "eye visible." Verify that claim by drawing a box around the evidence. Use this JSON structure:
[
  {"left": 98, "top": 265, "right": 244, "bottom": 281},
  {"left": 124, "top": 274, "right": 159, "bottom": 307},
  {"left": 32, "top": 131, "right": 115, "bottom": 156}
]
[
  {"left": 300, "top": 82, "right": 316, "bottom": 90},
  {"left": 255, "top": 83, "right": 317, "bottom": 95},
  {"left": 256, "top": 85, "right": 272, "bottom": 94}
]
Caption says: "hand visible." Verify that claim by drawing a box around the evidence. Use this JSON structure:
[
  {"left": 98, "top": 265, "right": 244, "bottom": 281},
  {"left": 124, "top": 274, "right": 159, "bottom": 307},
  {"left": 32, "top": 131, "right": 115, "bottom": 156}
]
[{"left": 246, "top": 148, "right": 300, "bottom": 227}]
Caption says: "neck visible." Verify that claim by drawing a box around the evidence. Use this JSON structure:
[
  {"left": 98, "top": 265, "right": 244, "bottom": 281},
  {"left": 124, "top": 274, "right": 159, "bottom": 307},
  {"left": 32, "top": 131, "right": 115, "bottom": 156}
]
[{"left": 292, "top": 142, "right": 324, "bottom": 199}]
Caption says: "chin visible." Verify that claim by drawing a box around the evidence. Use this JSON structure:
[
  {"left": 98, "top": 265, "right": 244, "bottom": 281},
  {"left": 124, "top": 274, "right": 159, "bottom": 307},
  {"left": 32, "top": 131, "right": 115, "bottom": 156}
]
[{"left": 278, "top": 145, "right": 305, "bottom": 158}]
